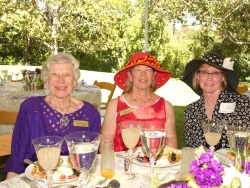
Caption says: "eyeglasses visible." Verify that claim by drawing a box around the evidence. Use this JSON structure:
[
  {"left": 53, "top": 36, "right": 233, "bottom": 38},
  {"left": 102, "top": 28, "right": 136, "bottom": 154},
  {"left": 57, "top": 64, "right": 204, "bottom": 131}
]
[
  {"left": 198, "top": 71, "right": 223, "bottom": 78},
  {"left": 132, "top": 67, "right": 154, "bottom": 74},
  {"left": 49, "top": 72, "right": 73, "bottom": 80}
]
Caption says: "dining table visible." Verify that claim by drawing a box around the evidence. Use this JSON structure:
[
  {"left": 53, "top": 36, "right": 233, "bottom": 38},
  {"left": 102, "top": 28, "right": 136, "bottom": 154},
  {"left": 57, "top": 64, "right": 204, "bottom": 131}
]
[
  {"left": 0, "top": 147, "right": 181, "bottom": 188},
  {"left": 0, "top": 83, "right": 102, "bottom": 135},
  {"left": 0, "top": 145, "right": 234, "bottom": 188}
]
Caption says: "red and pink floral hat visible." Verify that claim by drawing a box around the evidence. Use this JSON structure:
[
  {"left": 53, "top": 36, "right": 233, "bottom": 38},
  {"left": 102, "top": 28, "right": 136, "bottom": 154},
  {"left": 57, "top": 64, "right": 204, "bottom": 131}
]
[{"left": 114, "top": 52, "right": 171, "bottom": 90}]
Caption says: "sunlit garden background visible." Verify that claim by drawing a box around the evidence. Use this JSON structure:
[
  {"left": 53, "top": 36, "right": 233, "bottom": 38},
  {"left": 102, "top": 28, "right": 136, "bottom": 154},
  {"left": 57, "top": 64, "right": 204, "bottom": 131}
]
[{"left": 0, "top": 0, "right": 250, "bottom": 181}]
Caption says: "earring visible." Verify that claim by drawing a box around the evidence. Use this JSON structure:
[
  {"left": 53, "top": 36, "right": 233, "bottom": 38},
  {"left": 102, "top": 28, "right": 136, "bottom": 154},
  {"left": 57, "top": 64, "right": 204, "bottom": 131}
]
[
  {"left": 70, "top": 88, "right": 76, "bottom": 96},
  {"left": 45, "top": 86, "right": 50, "bottom": 95}
]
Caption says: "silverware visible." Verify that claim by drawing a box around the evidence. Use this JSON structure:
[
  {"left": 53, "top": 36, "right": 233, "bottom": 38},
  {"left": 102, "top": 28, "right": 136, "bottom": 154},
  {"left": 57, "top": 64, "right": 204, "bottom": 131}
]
[
  {"left": 90, "top": 177, "right": 109, "bottom": 188},
  {"left": 20, "top": 176, "right": 32, "bottom": 184},
  {"left": 52, "top": 185, "right": 79, "bottom": 188},
  {"left": 20, "top": 176, "right": 37, "bottom": 187},
  {"left": 104, "top": 179, "right": 120, "bottom": 188},
  {"left": 24, "top": 159, "right": 44, "bottom": 171},
  {"left": 21, "top": 176, "right": 78, "bottom": 188}
]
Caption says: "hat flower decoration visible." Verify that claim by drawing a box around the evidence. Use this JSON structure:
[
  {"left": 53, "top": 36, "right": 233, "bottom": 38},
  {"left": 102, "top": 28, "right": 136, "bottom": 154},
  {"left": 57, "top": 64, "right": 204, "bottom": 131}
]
[
  {"left": 222, "top": 58, "right": 234, "bottom": 70},
  {"left": 181, "top": 53, "right": 239, "bottom": 95}
]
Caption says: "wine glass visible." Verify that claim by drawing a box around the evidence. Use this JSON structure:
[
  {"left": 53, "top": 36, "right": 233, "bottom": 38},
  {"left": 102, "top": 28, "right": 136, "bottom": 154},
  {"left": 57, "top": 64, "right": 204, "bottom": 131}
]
[
  {"left": 14, "top": 71, "right": 20, "bottom": 81},
  {"left": 5, "top": 74, "right": 12, "bottom": 92},
  {"left": 28, "top": 72, "right": 38, "bottom": 95},
  {"left": 118, "top": 121, "right": 140, "bottom": 179},
  {"left": 32, "top": 136, "right": 64, "bottom": 188},
  {"left": 139, "top": 121, "right": 167, "bottom": 184},
  {"left": 64, "top": 131, "right": 102, "bottom": 188},
  {"left": 228, "top": 120, "right": 250, "bottom": 172},
  {"left": 1, "top": 70, "right": 8, "bottom": 82},
  {"left": 202, "top": 119, "right": 224, "bottom": 154}
]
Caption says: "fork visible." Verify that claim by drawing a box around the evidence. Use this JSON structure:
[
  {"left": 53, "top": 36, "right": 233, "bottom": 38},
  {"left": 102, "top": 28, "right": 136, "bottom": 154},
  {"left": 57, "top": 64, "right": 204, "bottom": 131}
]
[
  {"left": 20, "top": 176, "right": 35, "bottom": 187},
  {"left": 20, "top": 176, "right": 43, "bottom": 188}
]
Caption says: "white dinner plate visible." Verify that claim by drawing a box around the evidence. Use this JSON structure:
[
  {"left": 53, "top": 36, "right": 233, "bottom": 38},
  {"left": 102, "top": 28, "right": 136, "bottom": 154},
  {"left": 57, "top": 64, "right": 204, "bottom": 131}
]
[
  {"left": 132, "top": 156, "right": 181, "bottom": 168},
  {"left": 214, "top": 148, "right": 231, "bottom": 167},
  {"left": 120, "top": 146, "right": 181, "bottom": 168},
  {"left": 25, "top": 156, "right": 78, "bottom": 184}
]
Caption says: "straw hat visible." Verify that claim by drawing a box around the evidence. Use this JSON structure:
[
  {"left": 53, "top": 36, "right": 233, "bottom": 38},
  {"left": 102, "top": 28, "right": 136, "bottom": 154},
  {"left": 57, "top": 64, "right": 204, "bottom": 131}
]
[
  {"left": 181, "top": 53, "right": 239, "bottom": 96},
  {"left": 114, "top": 52, "right": 171, "bottom": 90}
]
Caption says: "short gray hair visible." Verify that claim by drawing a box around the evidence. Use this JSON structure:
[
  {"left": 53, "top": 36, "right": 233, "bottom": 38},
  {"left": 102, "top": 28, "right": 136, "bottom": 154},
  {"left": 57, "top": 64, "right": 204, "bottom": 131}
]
[{"left": 41, "top": 53, "right": 81, "bottom": 83}]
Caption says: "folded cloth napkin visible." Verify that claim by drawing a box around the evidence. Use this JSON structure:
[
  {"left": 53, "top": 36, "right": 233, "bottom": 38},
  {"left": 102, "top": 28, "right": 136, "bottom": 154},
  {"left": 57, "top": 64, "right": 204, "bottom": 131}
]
[
  {"left": 74, "top": 88, "right": 87, "bottom": 92},
  {"left": 178, "top": 147, "right": 195, "bottom": 181},
  {"left": 10, "top": 94, "right": 30, "bottom": 99}
]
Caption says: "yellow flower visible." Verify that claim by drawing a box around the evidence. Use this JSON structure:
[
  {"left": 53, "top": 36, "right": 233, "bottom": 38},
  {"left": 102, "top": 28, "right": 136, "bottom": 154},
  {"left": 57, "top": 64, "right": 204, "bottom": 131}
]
[
  {"left": 230, "top": 177, "right": 241, "bottom": 188},
  {"left": 188, "top": 179, "right": 200, "bottom": 188}
]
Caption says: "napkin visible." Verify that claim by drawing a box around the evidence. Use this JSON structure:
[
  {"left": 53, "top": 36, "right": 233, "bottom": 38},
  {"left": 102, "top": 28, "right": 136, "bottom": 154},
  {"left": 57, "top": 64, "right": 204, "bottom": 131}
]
[
  {"left": 177, "top": 147, "right": 195, "bottom": 181},
  {"left": 5, "top": 82, "right": 23, "bottom": 92},
  {"left": 10, "top": 94, "right": 30, "bottom": 99}
]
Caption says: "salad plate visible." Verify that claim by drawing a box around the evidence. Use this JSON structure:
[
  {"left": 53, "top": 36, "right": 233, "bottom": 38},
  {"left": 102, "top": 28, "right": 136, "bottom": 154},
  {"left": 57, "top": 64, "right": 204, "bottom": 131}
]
[
  {"left": 214, "top": 148, "right": 231, "bottom": 167},
  {"left": 118, "top": 146, "right": 181, "bottom": 168},
  {"left": 25, "top": 156, "right": 78, "bottom": 184}
]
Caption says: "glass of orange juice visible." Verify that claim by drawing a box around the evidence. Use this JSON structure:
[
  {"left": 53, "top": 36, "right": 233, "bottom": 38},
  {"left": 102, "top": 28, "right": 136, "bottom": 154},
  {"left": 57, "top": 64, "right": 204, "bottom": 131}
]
[{"left": 101, "top": 140, "right": 115, "bottom": 178}]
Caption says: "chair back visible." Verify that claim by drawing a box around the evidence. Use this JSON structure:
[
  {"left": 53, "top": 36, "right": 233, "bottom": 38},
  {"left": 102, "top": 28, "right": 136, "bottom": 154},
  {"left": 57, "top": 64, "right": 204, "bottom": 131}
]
[
  {"left": 93, "top": 80, "right": 116, "bottom": 109},
  {"left": 237, "top": 85, "right": 248, "bottom": 94},
  {"left": 0, "top": 110, "right": 18, "bottom": 158},
  {"left": 0, "top": 110, "right": 18, "bottom": 124},
  {"left": 0, "top": 134, "right": 12, "bottom": 157}
]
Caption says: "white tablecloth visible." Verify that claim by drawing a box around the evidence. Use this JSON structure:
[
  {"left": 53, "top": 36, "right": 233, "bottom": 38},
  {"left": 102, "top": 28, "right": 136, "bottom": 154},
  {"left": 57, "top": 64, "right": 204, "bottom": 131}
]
[
  {"left": 0, "top": 85, "right": 101, "bottom": 111},
  {"left": 0, "top": 85, "right": 101, "bottom": 135},
  {"left": 0, "top": 153, "right": 180, "bottom": 188}
]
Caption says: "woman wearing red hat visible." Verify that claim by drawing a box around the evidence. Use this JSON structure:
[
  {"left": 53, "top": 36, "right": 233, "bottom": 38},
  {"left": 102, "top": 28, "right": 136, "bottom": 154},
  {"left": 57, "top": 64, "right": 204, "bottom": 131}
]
[
  {"left": 102, "top": 52, "right": 177, "bottom": 152},
  {"left": 181, "top": 53, "right": 250, "bottom": 150}
]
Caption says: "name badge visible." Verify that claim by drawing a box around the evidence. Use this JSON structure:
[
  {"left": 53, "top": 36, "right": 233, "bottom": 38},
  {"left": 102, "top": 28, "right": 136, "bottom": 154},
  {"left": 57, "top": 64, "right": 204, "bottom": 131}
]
[
  {"left": 73, "top": 120, "right": 89, "bottom": 127},
  {"left": 119, "top": 107, "right": 134, "bottom": 116},
  {"left": 219, "top": 102, "right": 236, "bottom": 113}
]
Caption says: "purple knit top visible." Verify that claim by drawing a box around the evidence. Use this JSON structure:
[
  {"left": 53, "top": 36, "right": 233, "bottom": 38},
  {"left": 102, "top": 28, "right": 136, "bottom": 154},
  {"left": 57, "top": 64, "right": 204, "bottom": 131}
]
[{"left": 4, "top": 96, "right": 101, "bottom": 174}]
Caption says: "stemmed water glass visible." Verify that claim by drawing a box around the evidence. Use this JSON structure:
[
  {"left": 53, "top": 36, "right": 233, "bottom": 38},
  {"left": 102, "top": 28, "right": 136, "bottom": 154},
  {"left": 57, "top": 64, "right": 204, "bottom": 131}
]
[
  {"left": 227, "top": 120, "right": 250, "bottom": 172},
  {"left": 28, "top": 72, "right": 38, "bottom": 95},
  {"left": 139, "top": 121, "right": 167, "bottom": 185},
  {"left": 119, "top": 121, "right": 140, "bottom": 179},
  {"left": 202, "top": 119, "right": 224, "bottom": 154},
  {"left": 1, "top": 70, "right": 8, "bottom": 82},
  {"left": 5, "top": 73, "right": 12, "bottom": 92},
  {"left": 32, "top": 136, "right": 64, "bottom": 188},
  {"left": 13, "top": 71, "right": 20, "bottom": 81},
  {"left": 64, "top": 131, "right": 102, "bottom": 188}
]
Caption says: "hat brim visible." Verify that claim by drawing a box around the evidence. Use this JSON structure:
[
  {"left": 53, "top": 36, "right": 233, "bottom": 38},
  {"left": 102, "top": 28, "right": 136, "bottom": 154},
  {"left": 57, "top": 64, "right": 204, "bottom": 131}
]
[
  {"left": 114, "top": 62, "right": 171, "bottom": 90},
  {"left": 181, "top": 59, "right": 239, "bottom": 96}
]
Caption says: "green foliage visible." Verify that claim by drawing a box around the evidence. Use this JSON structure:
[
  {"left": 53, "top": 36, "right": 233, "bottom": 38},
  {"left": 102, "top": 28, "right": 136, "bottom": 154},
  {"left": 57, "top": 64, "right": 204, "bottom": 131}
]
[
  {"left": 173, "top": 106, "right": 185, "bottom": 149},
  {"left": 0, "top": 0, "right": 249, "bottom": 80}
]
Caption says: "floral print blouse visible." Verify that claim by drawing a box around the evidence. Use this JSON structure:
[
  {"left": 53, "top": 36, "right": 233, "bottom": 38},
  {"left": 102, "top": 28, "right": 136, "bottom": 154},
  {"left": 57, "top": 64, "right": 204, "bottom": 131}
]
[{"left": 184, "top": 90, "right": 250, "bottom": 150}]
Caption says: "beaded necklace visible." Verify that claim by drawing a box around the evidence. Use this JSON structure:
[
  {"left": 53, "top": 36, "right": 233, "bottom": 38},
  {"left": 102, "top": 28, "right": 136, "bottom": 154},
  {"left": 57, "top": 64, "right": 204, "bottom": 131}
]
[
  {"left": 130, "top": 93, "right": 152, "bottom": 106},
  {"left": 49, "top": 100, "right": 71, "bottom": 127}
]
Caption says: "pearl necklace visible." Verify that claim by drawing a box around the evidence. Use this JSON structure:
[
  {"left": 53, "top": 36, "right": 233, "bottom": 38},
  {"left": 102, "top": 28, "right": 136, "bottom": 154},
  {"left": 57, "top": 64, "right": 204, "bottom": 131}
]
[
  {"left": 130, "top": 93, "right": 152, "bottom": 106},
  {"left": 205, "top": 105, "right": 215, "bottom": 109},
  {"left": 204, "top": 98, "right": 215, "bottom": 109}
]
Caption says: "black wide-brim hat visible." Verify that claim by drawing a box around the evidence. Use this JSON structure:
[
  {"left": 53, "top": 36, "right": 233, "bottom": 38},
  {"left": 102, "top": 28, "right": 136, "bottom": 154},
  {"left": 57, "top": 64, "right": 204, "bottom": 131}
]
[{"left": 181, "top": 53, "right": 239, "bottom": 96}]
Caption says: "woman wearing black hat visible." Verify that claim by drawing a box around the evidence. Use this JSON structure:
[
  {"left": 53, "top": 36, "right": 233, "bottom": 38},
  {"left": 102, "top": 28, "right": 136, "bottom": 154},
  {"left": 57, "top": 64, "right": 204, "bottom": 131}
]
[{"left": 181, "top": 53, "right": 250, "bottom": 150}]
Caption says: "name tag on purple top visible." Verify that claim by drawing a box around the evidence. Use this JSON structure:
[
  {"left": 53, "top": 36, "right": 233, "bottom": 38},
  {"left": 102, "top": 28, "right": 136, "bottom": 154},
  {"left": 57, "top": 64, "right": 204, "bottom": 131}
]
[{"left": 73, "top": 120, "right": 89, "bottom": 127}]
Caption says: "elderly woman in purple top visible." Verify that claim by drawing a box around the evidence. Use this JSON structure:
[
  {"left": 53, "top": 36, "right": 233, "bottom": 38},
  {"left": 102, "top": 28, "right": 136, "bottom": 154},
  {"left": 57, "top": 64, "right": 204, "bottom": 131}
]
[{"left": 4, "top": 53, "right": 101, "bottom": 179}]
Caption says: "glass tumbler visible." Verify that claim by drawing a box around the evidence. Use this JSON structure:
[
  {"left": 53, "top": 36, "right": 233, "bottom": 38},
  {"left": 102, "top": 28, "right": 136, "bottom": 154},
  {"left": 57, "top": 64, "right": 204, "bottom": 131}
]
[{"left": 101, "top": 140, "right": 115, "bottom": 179}]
